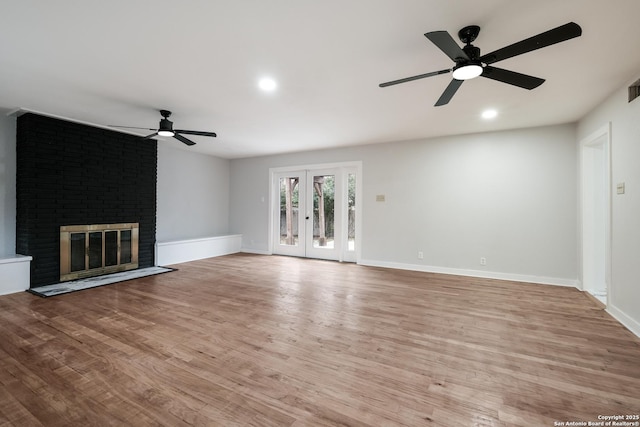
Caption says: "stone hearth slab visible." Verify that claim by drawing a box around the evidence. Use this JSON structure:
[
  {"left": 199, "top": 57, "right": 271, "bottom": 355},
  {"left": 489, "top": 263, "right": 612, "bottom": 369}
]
[{"left": 28, "top": 267, "right": 175, "bottom": 297}]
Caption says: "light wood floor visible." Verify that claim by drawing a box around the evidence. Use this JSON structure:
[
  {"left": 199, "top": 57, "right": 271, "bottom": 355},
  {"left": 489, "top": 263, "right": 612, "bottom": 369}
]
[{"left": 1, "top": 254, "right": 638, "bottom": 426}]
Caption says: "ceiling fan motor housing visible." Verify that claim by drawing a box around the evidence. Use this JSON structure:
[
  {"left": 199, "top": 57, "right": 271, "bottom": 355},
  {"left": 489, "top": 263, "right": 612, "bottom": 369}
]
[
  {"left": 462, "top": 45, "right": 480, "bottom": 61},
  {"left": 453, "top": 44, "right": 483, "bottom": 80},
  {"left": 158, "top": 110, "right": 174, "bottom": 132},
  {"left": 159, "top": 118, "right": 173, "bottom": 132}
]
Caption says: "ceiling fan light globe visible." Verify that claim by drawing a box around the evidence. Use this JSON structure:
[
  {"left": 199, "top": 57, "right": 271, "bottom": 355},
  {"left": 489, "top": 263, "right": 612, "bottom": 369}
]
[
  {"left": 157, "top": 130, "right": 175, "bottom": 137},
  {"left": 452, "top": 64, "right": 483, "bottom": 80}
]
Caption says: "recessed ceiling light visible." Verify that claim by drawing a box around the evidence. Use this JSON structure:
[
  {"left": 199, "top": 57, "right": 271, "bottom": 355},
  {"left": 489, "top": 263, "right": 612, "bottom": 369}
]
[
  {"left": 482, "top": 109, "right": 498, "bottom": 119},
  {"left": 258, "top": 77, "right": 277, "bottom": 92}
]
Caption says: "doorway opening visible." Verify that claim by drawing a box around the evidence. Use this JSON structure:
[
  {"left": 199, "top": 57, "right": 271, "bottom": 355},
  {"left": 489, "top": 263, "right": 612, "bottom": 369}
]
[
  {"left": 270, "top": 162, "right": 361, "bottom": 262},
  {"left": 580, "top": 124, "right": 611, "bottom": 306}
]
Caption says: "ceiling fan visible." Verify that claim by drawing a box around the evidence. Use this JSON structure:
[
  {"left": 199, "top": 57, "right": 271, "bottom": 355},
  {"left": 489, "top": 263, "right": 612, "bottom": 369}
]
[
  {"left": 112, "top": 110, "right": 217, "bottom": 146},
  {"left": 379, "top": 22, "right": 582, "bottom": 106}
]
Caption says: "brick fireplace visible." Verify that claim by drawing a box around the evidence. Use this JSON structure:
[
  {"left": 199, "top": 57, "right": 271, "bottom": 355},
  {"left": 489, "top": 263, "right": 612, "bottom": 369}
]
[{"left": 16, "top": 113, "right": 157, "bottom": 287}]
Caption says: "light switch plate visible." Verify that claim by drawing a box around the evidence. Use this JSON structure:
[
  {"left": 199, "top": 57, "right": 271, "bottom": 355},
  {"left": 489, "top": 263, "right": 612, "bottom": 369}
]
[
  {"left": 376, "top": 194, "right": 386, "bottom": 202},
  {"left": 617, "top": 183, "right": 625, "bottom": 194}
]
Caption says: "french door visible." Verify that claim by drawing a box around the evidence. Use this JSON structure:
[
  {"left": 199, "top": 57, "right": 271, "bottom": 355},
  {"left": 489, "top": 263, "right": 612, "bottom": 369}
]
[{"left": 272, "top": 165, "right": 358, "bottom": 262}]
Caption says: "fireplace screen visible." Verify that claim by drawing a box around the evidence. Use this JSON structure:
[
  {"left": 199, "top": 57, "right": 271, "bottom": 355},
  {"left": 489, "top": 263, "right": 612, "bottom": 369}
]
[{"left": 60, "top": 223, "right": 139, "bottom": 281}]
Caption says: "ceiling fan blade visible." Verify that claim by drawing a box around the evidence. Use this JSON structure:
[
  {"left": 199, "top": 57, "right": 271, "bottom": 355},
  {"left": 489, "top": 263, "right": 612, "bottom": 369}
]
[
  {"left": 110, "top": 125, "right": 158, "bottom": 131},
  {"left": 379, "top": 69, "right": 451, "bottom": 87},
  {"left": 173, "top": 133, "right": 196, "bottom": 146},
  {"left": 481, "top": 66, "right": 545, "bottom": 89},
  {"left": 434, "top": 79, "right": 464, "bottom": 106},
  {"left": 142, "top": 132, "right": 159, "bottom": 140},
  {"left": 175, "top": 129, "right": 217, "bottom": 138},
  {"left": 480, "top": 22, "right": 582, "bottom": 65},
  {"left": 425, "top": 31, "right": 470, "bottom": 62}
]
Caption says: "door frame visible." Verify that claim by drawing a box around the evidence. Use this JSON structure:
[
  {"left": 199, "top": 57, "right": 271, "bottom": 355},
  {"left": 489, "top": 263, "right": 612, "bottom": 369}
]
[
  {"left": 269, "top": 161, "right": 362, "bottom": 262},
  {"left": 580, "top": 123, "right": 611, "bottom": 306}
]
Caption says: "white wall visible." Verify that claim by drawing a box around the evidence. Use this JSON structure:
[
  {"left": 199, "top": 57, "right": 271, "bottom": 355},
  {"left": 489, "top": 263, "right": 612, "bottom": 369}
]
[
  {"left": 0, "top": 112, "right": 16, "bottom": 257},
  {"left": 230, "top": 124, "right": 578, "bottom": 285},
  {"left": 156, "top": 144, "right": 230, "bottom": 242},
  {"left": 578, "top": 80, "right": 640, "bottom": 335}
]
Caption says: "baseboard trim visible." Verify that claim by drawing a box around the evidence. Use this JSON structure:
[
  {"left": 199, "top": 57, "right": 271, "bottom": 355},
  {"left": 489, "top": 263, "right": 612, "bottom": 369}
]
[
  {"left": 241, "top": 248, "right": 272, "bottom": 255},
  {"left": 606, "top": 304, "right": 640, "bottom": 338},
  {"left": 583, "top": 290, "right": 606, "bottom": 309},
  {"left": 357, "top": 259, "right": 579, "bottom": 288}
]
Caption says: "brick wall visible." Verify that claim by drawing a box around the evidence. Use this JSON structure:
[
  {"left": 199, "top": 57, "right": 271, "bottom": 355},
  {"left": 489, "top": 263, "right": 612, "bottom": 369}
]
[{"left": 16, "top": 113, "right": 157, "bottom": 287}]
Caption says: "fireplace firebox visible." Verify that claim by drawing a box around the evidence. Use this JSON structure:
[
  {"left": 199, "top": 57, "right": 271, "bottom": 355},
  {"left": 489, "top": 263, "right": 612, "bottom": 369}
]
[{"left": 60, "top": 223, "right": 139, "bottom": 281}]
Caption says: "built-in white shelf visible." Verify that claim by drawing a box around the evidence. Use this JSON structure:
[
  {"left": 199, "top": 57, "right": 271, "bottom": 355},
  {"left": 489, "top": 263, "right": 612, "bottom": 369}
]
[
  {"left": 0, "top": 255, "right": 33, "bottom": 295},
  {"left": 155, "top": 235, "right": 242, "bottom": 266}
]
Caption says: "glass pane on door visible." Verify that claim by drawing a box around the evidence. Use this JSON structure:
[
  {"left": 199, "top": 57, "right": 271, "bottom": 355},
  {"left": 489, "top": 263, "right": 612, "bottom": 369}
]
[
  {"left": 312, "top": 174, "right": 335, "bottom": 249},
  {"left": 348, "top": 173, "right": 356, "bottom": 252},
  {"left": 279, "top": 177, "right": 300, "bottom": 246}
]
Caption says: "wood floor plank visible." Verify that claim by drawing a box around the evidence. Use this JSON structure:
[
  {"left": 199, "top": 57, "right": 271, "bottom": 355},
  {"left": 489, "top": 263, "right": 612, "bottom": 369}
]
[{"left": 0, "top": 253, "right": 639, "bottom": 426}]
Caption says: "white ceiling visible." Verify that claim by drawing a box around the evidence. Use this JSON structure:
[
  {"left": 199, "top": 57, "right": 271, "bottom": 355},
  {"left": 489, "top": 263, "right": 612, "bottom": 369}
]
[{"left": 2, "top": 1, "right": 640, "bottom": 159}]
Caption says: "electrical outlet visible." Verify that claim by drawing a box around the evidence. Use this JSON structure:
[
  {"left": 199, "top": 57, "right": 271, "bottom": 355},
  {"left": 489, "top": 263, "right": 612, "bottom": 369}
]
[
  {"left": 480, "top": 257, "right": 487, "bottom": 266},
  {"left": 417, "top": 251, "right": 424, "bottom": 259}
]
